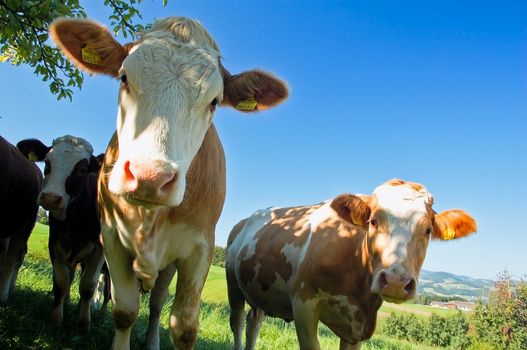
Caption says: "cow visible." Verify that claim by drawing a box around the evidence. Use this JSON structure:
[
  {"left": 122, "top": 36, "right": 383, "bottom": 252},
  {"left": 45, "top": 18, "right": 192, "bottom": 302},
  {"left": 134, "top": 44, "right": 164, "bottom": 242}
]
[
  {"left": 0, "top": 135, "right": 42, "bottom": 303},
  {"left": 49, "top": 16, "right": 288, "bottom": 349},
  {"left": 226, "top": 179, "right": 478, "bottom": 350},
  {"left": 17, "top": 135, "right": 108, "bottom": 333}
]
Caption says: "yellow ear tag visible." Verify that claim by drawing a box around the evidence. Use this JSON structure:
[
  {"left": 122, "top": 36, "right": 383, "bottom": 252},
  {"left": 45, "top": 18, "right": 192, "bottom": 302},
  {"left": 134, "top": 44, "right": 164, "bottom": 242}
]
[
  {"left": 443, "top": 228, "right": 456, "bottom": 240},
  {"left": 81, "top": 44, "right": 102, "bottom": 65},
  {"left": 235, "top": 97, "right": 257, "bottom": 111},
  {"left": 28, "top": 151, "right": 38, "bottom": 162}
]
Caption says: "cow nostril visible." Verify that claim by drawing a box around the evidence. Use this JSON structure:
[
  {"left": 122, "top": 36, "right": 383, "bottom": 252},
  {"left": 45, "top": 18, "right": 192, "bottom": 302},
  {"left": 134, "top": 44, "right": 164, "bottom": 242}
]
[
  {"left": 160, "top": 172, "right": 178, "bottom": 194},
  {"left": 54, "top": 196, "right": 63, "bottom": 206},
  {"left": 378, "top": 271, "right": 388, "bottom": 289},
  {"left": 124, "top": 160, "right": 134, "bottom": 181},
  {"left": 405, "top": 278, "right": 416, "bottom": 294}
]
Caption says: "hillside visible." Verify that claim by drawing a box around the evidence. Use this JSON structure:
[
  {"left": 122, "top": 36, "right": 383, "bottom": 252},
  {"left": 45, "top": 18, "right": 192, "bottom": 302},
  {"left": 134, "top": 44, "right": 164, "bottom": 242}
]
[{"left": 418, "top": 269, "right": 494, "bottom": 300}]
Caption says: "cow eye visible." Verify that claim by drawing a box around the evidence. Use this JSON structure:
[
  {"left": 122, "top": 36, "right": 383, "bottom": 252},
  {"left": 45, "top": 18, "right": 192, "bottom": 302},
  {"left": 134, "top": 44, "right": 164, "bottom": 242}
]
[
  {"left": 121, "top": 75, "right": 127, "bottom": 84},
  {"left": 370, "top": 218, "right": 377, "bottom": 227},
  {"left": 210, "top": 98, "right": 218, "bottom": 107},
  {"left": 44, "top": 160, "right": 51, "bottom": 175},
  {"left": 426, "top": 226, "right": 433, "bottom": 235}
]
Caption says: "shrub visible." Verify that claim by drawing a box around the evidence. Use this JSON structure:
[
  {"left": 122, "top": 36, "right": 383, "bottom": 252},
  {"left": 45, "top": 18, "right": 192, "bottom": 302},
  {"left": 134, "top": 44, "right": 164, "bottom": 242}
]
[{"left": 471, "top": 272, "right": 527, "bottom": 350}]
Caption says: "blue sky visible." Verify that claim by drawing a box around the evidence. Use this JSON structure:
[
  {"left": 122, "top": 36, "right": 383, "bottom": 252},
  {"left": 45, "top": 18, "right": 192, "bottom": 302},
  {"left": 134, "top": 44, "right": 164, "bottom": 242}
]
[{"left": 1, "top": 1, "right": 526, "bottom": 280}]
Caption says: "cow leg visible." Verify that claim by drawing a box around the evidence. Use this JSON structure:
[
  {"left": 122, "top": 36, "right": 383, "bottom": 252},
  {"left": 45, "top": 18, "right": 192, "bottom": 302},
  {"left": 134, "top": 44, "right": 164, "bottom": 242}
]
[
  {"left": 51, "top": 256, "right": 72, "bottom": 326},
  {"left": 342, "top": 340, "right": 361, "bottom": 350},
  {"left": 169, "top": 244, "right": 212, "bottom": 349},
  {"left": 78, "top": 244, "right": 105, "bottom": 333},
  {"left": 0, "top": 237, "right": 15, "bottom": 303},
  {"left": 245, "top": 307, "right": 265, "bottom": 350},
  {"left": 0, "top": 227, "right": 30, "bottom": 303},
  {"left": 226, "top": 269, "right": 246, "bottom": 350},
  {"left": 145, "top": 262, "right": 177, "bottom": 350},
  {"left": 103, "top": 229, "right": 140, "bottom": 350},
  {"left": 93, "top": 266, "right": 110, "bottom": 310},
  {"left": 292, "top": 298, "right": 320, "bottom": 350},
  {"left": 340, "top": 339, "right": 361, "bottom": 350}
]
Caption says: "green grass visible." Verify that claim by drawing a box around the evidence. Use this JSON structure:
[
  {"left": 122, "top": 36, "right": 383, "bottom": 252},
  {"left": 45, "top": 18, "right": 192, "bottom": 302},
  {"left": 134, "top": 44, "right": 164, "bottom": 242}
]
[
  {"left": 26, "top": 222, "right": 49, "bottom": 261},
  {"left": 1, "top": 225, "right": 441, "bottom": 349}
]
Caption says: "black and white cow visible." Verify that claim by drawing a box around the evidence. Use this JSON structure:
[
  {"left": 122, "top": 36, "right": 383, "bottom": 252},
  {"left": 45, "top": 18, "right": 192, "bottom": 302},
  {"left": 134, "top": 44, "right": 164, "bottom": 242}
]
[
  {"left": 17, "top": 135, "right": 108, "bottom": 332},
  {"left": 0, "top": 135, "right": 42, "bottom": 303}
]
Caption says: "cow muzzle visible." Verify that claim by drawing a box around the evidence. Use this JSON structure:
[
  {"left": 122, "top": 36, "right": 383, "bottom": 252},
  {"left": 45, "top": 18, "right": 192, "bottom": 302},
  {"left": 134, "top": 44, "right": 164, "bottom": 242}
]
[
  {"left": 39, "top": 192, "right": 67, "bottom": 220},
  {"left": 115, "top": 158, "right": 179, "bottom": 206},
  {"left": 370, "top": 268, "right": 417, "bottom": 303},
  {"left": 39, "top": 192, "right": 64, "bottom": 211}
]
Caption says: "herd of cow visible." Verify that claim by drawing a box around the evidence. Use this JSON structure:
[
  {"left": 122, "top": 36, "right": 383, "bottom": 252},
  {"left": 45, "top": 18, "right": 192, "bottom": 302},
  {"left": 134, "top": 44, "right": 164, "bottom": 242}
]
[{"left": 0, "top": 15, "right": 478, "bottom": 350}]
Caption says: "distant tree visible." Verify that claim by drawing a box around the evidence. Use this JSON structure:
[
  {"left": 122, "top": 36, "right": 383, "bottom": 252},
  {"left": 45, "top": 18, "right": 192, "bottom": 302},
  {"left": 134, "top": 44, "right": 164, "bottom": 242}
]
[
  {"left": 211, "top": 246, "right": 226, "bottom": 268},
  {"left": 0, "top": 0, "right": 166, "bottom": 100},
  {"left": 472, "top": 271, "right": 527, "bottom": 350},
  {"left": 37, "top": 206, "right": 48, "bottom": 225},
  {"left": 413, "top": 294, "right": 467, "bottom": 305}
]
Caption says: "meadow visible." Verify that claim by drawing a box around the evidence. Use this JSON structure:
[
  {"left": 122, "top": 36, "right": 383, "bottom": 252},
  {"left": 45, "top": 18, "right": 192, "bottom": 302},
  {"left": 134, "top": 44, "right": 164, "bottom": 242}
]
[{"left": 0, "top": 223, "right": 445, "bottom": 349}]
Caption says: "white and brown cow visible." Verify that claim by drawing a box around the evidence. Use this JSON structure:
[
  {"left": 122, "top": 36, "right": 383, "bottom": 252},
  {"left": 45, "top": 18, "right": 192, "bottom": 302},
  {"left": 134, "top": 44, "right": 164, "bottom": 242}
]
[
  {"left": 226, "top": 179, "right": 477, "bottom": 350},
  {"left": 49, "top": 17, "right": 288, "bottom": 349},
  {"left": 17, "top": 135, "right": 107, "bottom": 333},
  {"left": 0, "top": 135, "right": 42, "bottom": 303}
]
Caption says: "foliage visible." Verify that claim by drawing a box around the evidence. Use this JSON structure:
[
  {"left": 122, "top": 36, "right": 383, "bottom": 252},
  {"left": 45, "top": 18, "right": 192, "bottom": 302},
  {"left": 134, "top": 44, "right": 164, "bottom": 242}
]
[
  {"left": 0, "top": 0, "right": 165, "bottom": 100},
  {"left": 37, "top": 207, "right": 49, "bottom": 225},
  {"left": 413, "top": 294, "right": 467, "bottom": 305},
  {"left": 471, "top": 271, "right": 527, "bottom": 350},
  {"left": 211, "top": 245, "right": 226, "bottom": 267},
  {"left": 380, "top": 311, "right": 471, "bottom": 349}
]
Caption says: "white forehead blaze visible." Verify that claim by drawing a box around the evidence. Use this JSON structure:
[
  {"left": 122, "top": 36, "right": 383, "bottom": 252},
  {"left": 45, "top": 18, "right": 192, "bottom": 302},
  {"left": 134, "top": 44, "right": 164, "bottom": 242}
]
[
  {"left": 372, "top": 184, "right": 431, "bottom": 267},
  {"left": 117, "top": 34, "right": 222, "bottom": 159}
]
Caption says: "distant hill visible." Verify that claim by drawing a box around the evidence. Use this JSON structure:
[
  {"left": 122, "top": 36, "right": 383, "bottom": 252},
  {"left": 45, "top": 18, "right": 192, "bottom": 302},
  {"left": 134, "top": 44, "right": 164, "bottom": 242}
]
[{"left": 418, "top": 269, "right": 494, "bottom": 301}]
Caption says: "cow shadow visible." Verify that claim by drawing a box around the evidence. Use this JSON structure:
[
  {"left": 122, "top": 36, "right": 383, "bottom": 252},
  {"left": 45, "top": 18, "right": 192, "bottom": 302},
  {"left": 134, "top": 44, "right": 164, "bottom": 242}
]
[{"left": 0, "top": 268, "right": 228, "bottom": 349}]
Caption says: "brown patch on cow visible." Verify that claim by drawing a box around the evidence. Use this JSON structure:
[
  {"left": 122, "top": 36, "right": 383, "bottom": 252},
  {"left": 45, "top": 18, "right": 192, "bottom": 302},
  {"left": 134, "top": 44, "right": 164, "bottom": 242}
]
[
  {"left": 330, "top": 194, "right": 371, "bottom": 226},
  {"left": 237, "top": 206, "right": 316, "bottom": 291},
  {"left": 113, "top": 309, "right": 137, "bottom": 330},
  {"left": 433, "top": 209, "right": 477, "bottom": 240},
  {"left": 50, "top": 18, "right": 129, "bottom": 77},
  {"left": 223, "top": 70, "right": 288, "bottom": 111},
  {"left": 384, "top": 178, "right": 425, "bottom": 192}
]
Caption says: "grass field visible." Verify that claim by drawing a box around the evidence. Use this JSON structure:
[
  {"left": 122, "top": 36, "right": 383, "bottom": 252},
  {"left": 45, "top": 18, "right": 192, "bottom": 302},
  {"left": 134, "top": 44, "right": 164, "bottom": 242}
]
[{"left": 0, "top": 224, "right": 443, "bottom": 349}]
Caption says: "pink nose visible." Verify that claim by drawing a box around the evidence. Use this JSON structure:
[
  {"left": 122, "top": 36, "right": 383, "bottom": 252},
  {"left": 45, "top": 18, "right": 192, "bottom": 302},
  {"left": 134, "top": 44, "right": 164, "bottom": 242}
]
[
  {"left": 39, "top": 192, "right": 63, "bottom": 210},
  {"left": 121, "top": 159, "right": 178, "bottom": 201},
  {"left": 372, "top": 270, "right": 416, "bottom": 301}
]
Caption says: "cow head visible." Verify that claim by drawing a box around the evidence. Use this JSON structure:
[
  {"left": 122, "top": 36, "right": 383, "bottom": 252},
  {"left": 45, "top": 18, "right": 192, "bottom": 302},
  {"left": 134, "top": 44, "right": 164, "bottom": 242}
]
[
  {"left": 49, "top": 17, "right": 288, "bottom": 207},
  {"left": 17, "top": 136, "right": 103, "bottom": 220},
  {"left": 331, "top": 179, "right": 477, "bottom": 304}
]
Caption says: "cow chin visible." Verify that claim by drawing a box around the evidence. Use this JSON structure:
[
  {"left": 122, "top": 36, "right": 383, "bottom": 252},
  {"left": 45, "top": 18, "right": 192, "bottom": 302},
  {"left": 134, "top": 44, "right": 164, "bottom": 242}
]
[{"left": 49, "top": 208, "right": 67, "bottom": 221}]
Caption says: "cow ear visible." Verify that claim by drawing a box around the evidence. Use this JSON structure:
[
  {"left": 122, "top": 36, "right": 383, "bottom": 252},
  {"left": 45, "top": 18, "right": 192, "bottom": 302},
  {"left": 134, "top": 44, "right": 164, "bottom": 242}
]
[
  {"left": 433, "top": 209, "right": 477, "bottom": 240},
  {"left": 89, "top": 153, "right": 105, "bottom": 172},
  {"left": 330, "top": 194, "right": 371, "bottom": 226},
  {"left": 222, "top": 69, "right": 288, "bottom": 112},
  {"left": 16, "top": 139, "right": 50, "bottom": 161},
  {"left": 49, "top": 18, "right": 129, "bottom": 77}
]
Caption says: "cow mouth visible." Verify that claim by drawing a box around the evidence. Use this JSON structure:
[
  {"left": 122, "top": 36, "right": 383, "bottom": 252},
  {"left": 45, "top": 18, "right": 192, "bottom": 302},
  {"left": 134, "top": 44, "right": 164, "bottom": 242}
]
[
  {"left": 379, "top": 295, "right": 411, "bottom": 304},
  {"left": 121, "top": 193, "right": 172, "bottom": 209}
]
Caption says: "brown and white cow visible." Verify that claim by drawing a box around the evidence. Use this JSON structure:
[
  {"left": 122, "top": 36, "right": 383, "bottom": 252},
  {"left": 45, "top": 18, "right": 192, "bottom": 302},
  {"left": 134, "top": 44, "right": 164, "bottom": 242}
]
[
  {"left": 49, "top": 17, "right": 288, "bottom": 349},
  {"left": 226, "top": 179, "right": 477, "bottom": 350},
  {"left": 17, "top": 135, "right": 107, "bottom": 332},
  {"left": 0, "top": 135, "right": 42, "bottom": 303}
]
